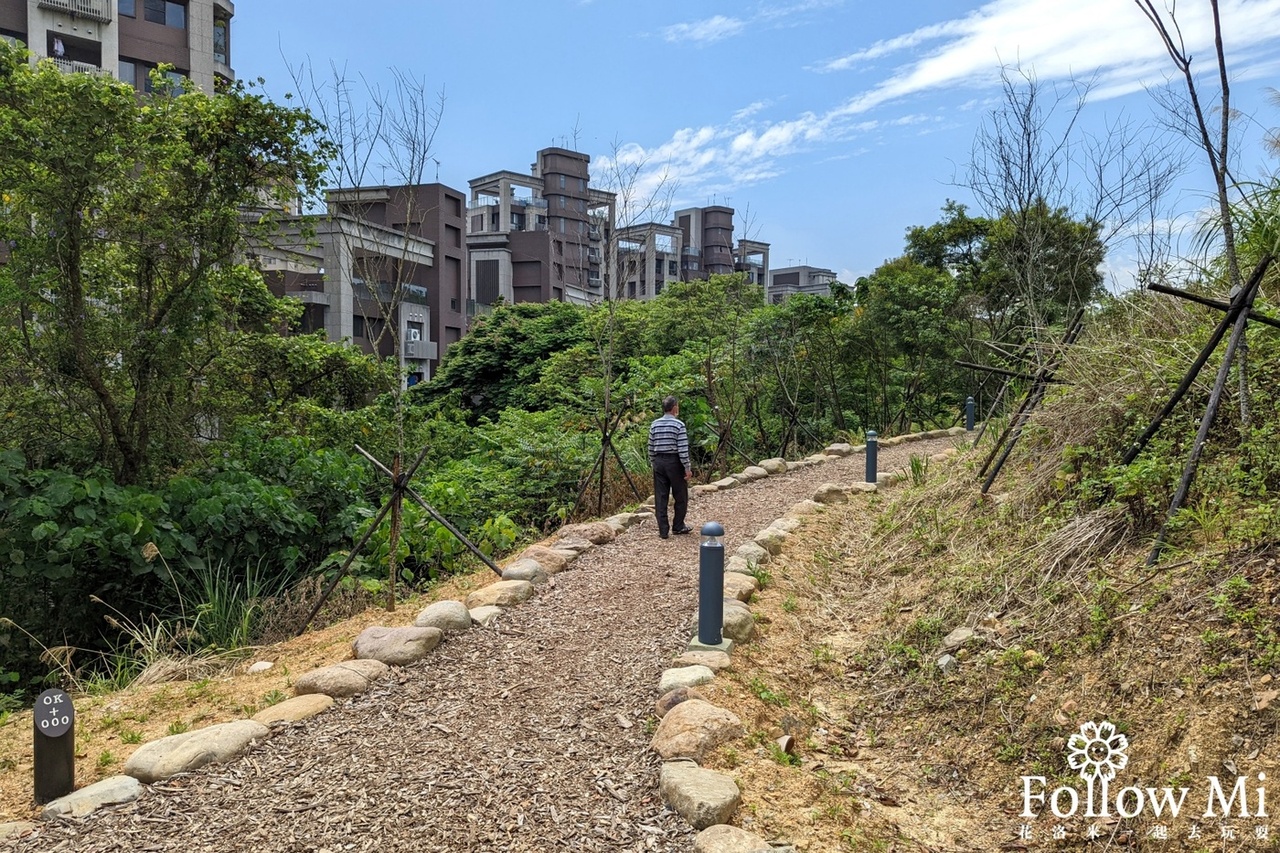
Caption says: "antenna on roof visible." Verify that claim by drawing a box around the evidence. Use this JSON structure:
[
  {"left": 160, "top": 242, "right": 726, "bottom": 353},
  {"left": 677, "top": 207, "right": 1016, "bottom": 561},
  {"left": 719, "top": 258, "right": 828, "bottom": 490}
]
[{"left": 432, "top": 158, "right": 440, "bottom": 182}]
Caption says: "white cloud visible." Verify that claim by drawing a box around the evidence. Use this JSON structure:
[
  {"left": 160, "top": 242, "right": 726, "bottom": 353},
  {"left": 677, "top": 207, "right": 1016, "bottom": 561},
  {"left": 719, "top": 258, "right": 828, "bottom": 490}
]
[
  {"left": 732, "top": 100, "right": 771, "bottom": 122},
  {"left": 662, "top": 15, "right": 745, "bottom": 44}
]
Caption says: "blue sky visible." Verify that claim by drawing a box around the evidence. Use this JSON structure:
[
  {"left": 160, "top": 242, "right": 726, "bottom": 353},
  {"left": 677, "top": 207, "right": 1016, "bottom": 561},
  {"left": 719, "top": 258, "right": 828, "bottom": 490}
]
[{"left": 235, "top": 1, "right": 1280, "bottom": 287}]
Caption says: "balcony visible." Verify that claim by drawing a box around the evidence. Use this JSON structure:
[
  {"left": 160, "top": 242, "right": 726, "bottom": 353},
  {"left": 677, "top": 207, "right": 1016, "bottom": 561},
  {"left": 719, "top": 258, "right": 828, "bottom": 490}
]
[
  {"left": 38, "top": 0, "right": 113, "bottom": 23},
  {"left": 682, "top": 246, "right": 699, "bottom": 256},
  {"left": 49, "top": 56, "right": 103, "bottom": 75}
]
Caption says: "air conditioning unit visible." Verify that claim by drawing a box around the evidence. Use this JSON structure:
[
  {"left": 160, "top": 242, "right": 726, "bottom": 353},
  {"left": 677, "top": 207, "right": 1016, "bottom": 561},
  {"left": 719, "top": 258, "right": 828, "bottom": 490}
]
[{"left": 407, "top": 328, "right": 421, "bottom": 342}]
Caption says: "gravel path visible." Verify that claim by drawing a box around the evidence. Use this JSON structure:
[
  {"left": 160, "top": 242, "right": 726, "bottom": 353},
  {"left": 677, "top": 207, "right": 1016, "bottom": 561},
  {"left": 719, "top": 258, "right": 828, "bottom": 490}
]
[{"left": 12, "top": 436, "right": 961, "bottom": 853}]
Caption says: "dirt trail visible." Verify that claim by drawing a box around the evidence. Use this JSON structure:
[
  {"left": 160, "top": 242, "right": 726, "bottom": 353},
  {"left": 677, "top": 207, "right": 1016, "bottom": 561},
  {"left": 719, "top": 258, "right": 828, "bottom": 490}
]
[{"left": 8, "top": 436, "right": 962, "bottom": 853}]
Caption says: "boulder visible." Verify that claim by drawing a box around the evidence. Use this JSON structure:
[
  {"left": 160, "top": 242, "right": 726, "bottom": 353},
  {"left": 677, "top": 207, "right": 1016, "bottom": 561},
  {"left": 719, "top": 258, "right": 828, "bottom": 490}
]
[
  {"left": 554, "top": 535, "right": 595, "bottom": 555},
  {"left": 692, "top": 484, "right": 720, "bottom": 495},
  {"left": 252, "top": 694, "right": 334, "bottom": 725},
  {"left": 246, "top": 661, "right": 274, "bottom": 674},
  {"left": 723, "top": 607, "right": 756, "bottom": 643},
  {"left": 770, "top": 517, "right": 802, "bottom": 534},
  {"left": 723, "top": 572, "right": 758, "bottom": 602},
  {"left": 605, "top": 512, "right": 641, "bottom": 533},
  {"left": 725, "top": 555, "right": 754, "bottom": 576},
  {"left": 293, "top": 659, "right": 389, "bottom": 699},
  {"left": 804, "top": 453, "right": 829, "bottom": 463},
  {"left": 734, "top": 466, "right": 768, "bottom": 482},
  {"left": 812, "top": 483, "right": 847, "bottom": 504},
  {"left": 733, "top": 542, "right": 770, "bottom": 566},
  {"left": 501, "top": 560, "right": 548, "bottom": 585},
  {"left": 694, "top": 824, "right": 773, "bottom": 853},
  {"left": 785, "top": 499, "right": 824, "bottom": 518},
  {"left": 785, "top": 461, "right": 802, "bottom": 471},
  {"left": 672, "top": 650, "right": 732, "bottom": 672},
  {"left": 469, "top": 605, "right": 503, "bottom": 627},
  {"left": 42, "top": 775, "right": 142, "bottom": 819},
  {"left": 465, "top": 579, "right": 535, "bottom": 610},
  {"left": 557, "top": 521, "right": 615, "bottom": 545},
  {"left": 123, "top": 720, "right": 269, "bottom": 784},
  {"left": 758, "top": 458, "right": 787, "bottom": 475},
  {"left": 825, "top": 442, "right": 855, "bottom": 457},
  {"left": 660, "top": 762, "right": 741, "bottom": 830},
  {"left": 516, "top": 545, "right": 571, "bottom": 574},
  {"left": 353, "top": 625, "right": 442, "bottom": 666},
  {"left": 655, "top": 686, "right": 705, "bottom": 718},
  {"left": 711, "top": 477, "right": 739, "bottom": 490},
  {"left": 659, "top": 665, "right": 716, "bottom": 694},
  {"left": 849, "top": 481, "right": 878, "bottom": 494},
  {"left": 651, "top": 700, "right": 744, "bottom": 762},
  {"left": 413, "top": 600, "right": 472, "bottom": 633},
  {"left": 753, "top": 528, "right": 786, "bottom": 556}
]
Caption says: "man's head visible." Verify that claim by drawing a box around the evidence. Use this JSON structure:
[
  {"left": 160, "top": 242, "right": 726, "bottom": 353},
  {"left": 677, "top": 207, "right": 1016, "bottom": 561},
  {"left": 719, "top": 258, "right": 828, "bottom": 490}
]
[{"left": 662, "top": 395, "right": 679, "bottom": 414}]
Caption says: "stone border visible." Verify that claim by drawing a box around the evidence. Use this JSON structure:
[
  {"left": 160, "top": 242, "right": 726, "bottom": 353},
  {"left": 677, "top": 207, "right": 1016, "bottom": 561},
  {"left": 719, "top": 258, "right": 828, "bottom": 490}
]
[
  {"left": 648, "top": 427, "right": 966, "bottom": 850},
  {"left": 30, "top": 427, "right": 968, "bottom": 839}
]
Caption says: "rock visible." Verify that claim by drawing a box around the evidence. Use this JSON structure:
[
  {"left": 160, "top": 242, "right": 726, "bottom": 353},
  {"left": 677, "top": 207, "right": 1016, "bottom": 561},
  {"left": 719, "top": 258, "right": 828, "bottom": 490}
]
[
  {"left": 660, "top": 761, "right": 741, "bottom": 830},
  {"left": 825, "top": 442, "right": 854, "bottom": 457},
  {"left": 734, "top": 542, "right": 770, "bottom": 566},
  {"left": 711, "top": 477, "right": 739, "bottom": 490},
  {"left": 694, "top": 823, "right": 773, "bottom": 852},
  {"left": 673, "top": 650, "right": 733, "bottom": 672},
  {"left": 769, "top": 518, "right": 802, "bottom": 534},
  {"left": 469, "top": 605, "right": 503, "bottom": 627},
  {"left": 252, "top": 693, "right": 334, "bottom": 725},
  {"left": 939, "top": 626, "right": 977, "bottom": 653},
  {"left": 758, "top": 458, "right": 787, "bottom": 475},
  {"left": 123, "top": 720, "right": 269, "bottom": 784},
  {"left": 723, "top": 572, "right": 758, "bottom": 602},
  {"left": 936, "top": 654, "right": 958, "bottom": 675},
  {"left": 41, "top": 775, "right": 143, "bottom": 819},
  {"left": 753, "top": 528, "right": 786, "bottom": 556},
  {"left": 725, "top": 555, "right": 754, "bottom": 576},
  {"left": 501, "top": 559, "right": 548, "bottom": 585},
  {"left": 785, "top": 499, "right": 824, "bottom": 518},
  {"left": 949, "top": 425, "right": 967, "bottom": 435},
  {"left": 553, "top": 535, "right": 594, "bottom": 555},
  {"left": 413, "top": 600, "right": 473, "bottom": 633},
  {"left": 735, "top": 466, "right": 768, "bottom": 482},
  {"left": 849, "top": 481, "right": 878, "bottom": 494},
  {"left": 804, "top": 453, "right": 829, "bottom": 463},
  {"left": 655, "top": 686, "right": 705, "bottom": 718},
  {"left": 659, "top": 665, "right": 716, "bottom": 694},
  {"left": 931, "top": 448, "right": 958, "bottom": 463},
  {"left": 516, "top": 545, "right": 572, "bottom": 574},
  {"left": 605, "top": 512, "right": 640, "bottom": 533},
  {"left": 692, "top": 484, "right": 720, "bottom": 494},
  {"left": 785, "top": 461, "right": 802, "bottom": 471},
  {"left": 880, "top": 435, "right": 905, "bottom": 447},
  {"left": 723, "top": 607, "right": 755, "bottom": 643},
  {"left": 353, "top": 625, "right": 442, "bottom": 666},
  {"left": 875, "top": 472, "right": 898, "bottom": 486},
  {"left": 812, "top": 483, "right": 848, "bottom": 504},
  {"left": 0, "top": 822, "right": 35, "bottom": 840},
  {"left": 557, "top": 521, "right": 615, "bottom": 545},
  {"left": 464, "top": 579, "right": 535, "bottom": 609},
  {"left": 246, "top": 660, "right": 274, "bottom": 674},
  {"left": 651, "top": 700, "right": 744, "bottom": 762},
  {"left": 293, "top": 659, "right": 389, "bottom": 699}
]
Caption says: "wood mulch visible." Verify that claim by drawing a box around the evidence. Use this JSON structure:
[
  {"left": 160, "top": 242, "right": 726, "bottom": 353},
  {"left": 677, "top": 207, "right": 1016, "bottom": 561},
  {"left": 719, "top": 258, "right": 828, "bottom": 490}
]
[{"left": 6, "top": 436, "right": 960, "bottom": 853}]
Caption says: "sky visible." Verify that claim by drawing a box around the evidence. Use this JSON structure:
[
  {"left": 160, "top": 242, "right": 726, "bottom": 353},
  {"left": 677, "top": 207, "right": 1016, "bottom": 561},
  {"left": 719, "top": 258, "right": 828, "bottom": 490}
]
[{"left": 235, "top": 0, "right": 1280, "bottom": 288}]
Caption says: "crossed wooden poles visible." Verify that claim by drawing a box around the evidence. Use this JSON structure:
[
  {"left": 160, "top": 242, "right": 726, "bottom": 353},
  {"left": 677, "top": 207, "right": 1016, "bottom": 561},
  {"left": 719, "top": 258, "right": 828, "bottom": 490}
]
[{"left": 296, "top": 443, "right": 503, "bottom": 636}]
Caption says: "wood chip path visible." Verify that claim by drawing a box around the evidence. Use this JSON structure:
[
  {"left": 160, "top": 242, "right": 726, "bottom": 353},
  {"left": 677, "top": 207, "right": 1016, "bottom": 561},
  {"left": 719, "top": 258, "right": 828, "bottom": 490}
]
[{"left": 10, "top": 437, "right": 961, "bottom": 853}]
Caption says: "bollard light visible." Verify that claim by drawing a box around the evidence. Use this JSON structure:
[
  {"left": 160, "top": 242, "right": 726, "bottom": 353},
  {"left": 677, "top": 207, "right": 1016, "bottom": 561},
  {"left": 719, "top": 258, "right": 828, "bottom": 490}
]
[
  {"left": 966, "top": 396, "right": 976, "bottom": 431},
  {"left": 698, "top": 521, "right": 725, "bottom": 647},
  {"left": 865, "top": 430, "right": 878, "bottom": 484},
  {"left": 33, "top": 688, "right": 75, "bottom": 804}
]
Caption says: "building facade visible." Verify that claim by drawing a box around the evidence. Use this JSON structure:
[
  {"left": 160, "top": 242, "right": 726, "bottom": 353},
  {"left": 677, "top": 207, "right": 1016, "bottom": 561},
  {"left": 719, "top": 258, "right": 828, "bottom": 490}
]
[
  {"left": 613, "top": 222, "right": 683, "bottom": 301},
  {"left": 769, "top": 265, "right": 840, "bottom": 303},
  {"left": 674, "top": 205, "right": 735, "bottom": 281},
  {"left": 467, "top": 147, "right": 615, "bottom": 312},
  {"left": 0, "top": 0, "right": 233, "bottom": 94}
]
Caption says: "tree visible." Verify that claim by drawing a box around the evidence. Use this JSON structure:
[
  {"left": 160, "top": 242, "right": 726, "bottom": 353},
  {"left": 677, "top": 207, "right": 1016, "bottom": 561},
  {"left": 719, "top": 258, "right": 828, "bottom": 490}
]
[{"left": 0, "top": 44, "right": 330, "bottom": 484}]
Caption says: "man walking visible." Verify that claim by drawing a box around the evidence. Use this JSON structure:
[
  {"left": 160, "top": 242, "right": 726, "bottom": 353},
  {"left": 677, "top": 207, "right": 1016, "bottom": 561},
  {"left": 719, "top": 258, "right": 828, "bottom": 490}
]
[{"left": 648, "top": 395, "right": 692, "bottom": 539}]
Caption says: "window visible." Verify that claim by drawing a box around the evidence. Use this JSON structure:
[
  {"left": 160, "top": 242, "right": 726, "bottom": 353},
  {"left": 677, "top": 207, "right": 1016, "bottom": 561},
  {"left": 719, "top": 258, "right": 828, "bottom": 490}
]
[
  {"left": 578, "top": 178, "right": 586, "bottom": 192},
  {"left": 353, "top": 316, "right": 366, "bottom": 339},
  {"left": 668, "top": 260, "right": 678, "bottom": 276},
  {"left": 559, "top": 175, "right": 566, "bottom": 189},
  {"left": 213, "top": 18, "right": 228, "bottom": 65},
  {"left": 119, "top": 59, "right": 136, "bottom": 87},
  {"left": 119, "top": 0, "right": 135, "bottom": 16},
  {"left": 446, "top": 224, "right": 461, "bottom": 248},
  {"left": 144, "top": 0, "right": 186, "bottom": 28}
]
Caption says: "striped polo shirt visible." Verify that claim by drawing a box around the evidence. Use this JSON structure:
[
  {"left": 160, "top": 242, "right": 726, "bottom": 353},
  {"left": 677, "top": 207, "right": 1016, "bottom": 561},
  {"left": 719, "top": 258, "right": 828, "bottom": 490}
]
[{"left": 648, "top": 413, "right": 690, "bottom": 470}]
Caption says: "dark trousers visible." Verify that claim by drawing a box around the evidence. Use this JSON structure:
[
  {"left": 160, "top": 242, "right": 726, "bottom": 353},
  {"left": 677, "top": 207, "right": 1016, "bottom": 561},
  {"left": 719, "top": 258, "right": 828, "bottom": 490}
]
[{"left": 652, "top": 454, "right": 688, "bottom": 535}]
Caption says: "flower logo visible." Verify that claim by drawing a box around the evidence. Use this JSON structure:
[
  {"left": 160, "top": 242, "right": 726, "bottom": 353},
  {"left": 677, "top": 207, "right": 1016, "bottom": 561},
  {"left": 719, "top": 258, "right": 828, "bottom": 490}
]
[{"left": 1067, "top": 721, "right": 1129, "bottom": 781}]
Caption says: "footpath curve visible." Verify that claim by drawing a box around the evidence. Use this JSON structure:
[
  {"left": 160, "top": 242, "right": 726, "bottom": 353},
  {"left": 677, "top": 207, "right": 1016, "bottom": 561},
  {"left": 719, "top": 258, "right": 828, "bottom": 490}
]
[{"left": 7, "top": 434, "right": 963, "bottom": 853}]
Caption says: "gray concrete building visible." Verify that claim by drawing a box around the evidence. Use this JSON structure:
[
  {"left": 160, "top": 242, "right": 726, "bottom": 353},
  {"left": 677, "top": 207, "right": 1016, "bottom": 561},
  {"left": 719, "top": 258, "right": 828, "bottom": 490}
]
[
  {"left": 467, "top": 147, "right": 615, "bottom": 311},
  {"left": 674, "top": 205, "right": 735, "bottom": 281},
  {"left": 769, "top": 264, "right": 841, "bottom": 303},
  {"left": 614, "top": 221, "right": 684, "bottom": 301},
  {"left": 0, "top": 0, "right": 234, "bottom": 94}
]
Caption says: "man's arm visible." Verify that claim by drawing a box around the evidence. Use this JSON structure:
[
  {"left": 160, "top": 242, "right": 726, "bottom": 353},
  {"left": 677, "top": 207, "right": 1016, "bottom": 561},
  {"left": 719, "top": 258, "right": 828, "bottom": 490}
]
[{"left": 678, "top": 422, "right": 691, "bottom": 476}]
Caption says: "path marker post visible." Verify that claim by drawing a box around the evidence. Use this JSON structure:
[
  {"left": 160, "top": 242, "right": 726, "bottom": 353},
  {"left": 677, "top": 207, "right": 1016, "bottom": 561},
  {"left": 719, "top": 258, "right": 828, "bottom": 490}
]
[
  {"left": 697, "top": 522, "right": 725, "bottom": 647},
  {"left": 33, "top": 688, "right": 74, "bottom": 804},
  {"left": 966, "top": 396, "right": 975, "bottom": 431},
  {"left": 865, "top": 431, "right": 878, "bottom": 483}
]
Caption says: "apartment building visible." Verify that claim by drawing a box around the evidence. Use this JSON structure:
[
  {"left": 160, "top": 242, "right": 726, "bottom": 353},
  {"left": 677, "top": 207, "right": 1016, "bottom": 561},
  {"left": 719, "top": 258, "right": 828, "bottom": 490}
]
[
  {"left": 674, "top": 205, "right": 735, "bottom": 281},
  {"left": 467, "top": 147, "right": 616, "bottom": 311},
  {"left": 613, "top": 222, "right": 684, "bottom": 301},
  {"left": 0, "top": 0, "right": 233, "bottom": 94},
  {"left": 734, "top": 238, "right": 770, "bottom": 288},
  {"left": 769, "top": 264, "right": 840, "bottom": 303}
]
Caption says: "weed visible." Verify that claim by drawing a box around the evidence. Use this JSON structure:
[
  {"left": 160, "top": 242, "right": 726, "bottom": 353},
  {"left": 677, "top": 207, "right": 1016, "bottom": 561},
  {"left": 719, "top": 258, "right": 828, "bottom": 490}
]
[
  {"left": 120, "top": 729, "right": 143, "bottom": 744},
  {"left": 96, "top": 751, "right": 118, "bottom": 769},
  {"left": 781, "top": 594, "right": 798, "bottom": 613},
  {"left": 749, "top": 565, "right": 772, "bottom": 589},
  {"left": 766, "top": 740, "right": 801, "bottom": 767},
  {"left": 909, "top": 454, "right": 930, "bottom": 486},
  {"left": 166, "top": 720, "right": 189, "bottom": 736},
  {"left": 811, "top": 643, "right": 836, "bottom": 667},
  {"left": 261, "top": 689, "right": 287, "bottom": 707},
  {"left": 747, "top": 677, "right": 790, "bottom": 707}
]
